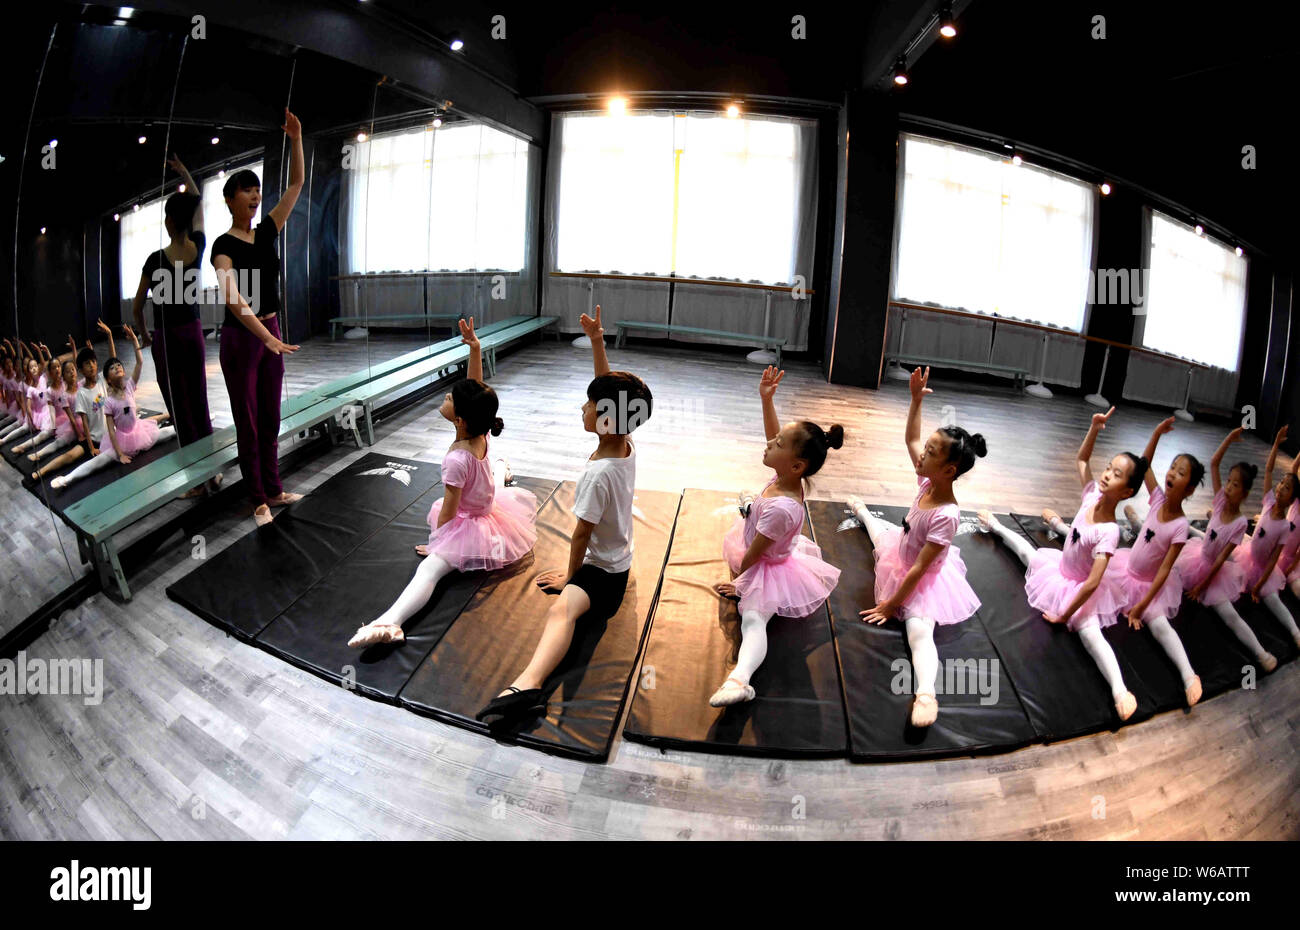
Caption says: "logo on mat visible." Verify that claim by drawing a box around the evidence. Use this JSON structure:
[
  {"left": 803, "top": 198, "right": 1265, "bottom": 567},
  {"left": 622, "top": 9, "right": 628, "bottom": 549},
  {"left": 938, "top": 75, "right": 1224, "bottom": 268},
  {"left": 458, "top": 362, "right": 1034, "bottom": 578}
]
[{"left": 358, "top": 466, "right": 412, "bottom": 486}]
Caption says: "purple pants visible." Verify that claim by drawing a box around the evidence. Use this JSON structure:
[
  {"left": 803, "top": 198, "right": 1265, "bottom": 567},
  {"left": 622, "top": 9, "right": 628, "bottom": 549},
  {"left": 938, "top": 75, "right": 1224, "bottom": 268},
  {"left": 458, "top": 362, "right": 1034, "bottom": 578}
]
[
  {"left": 152, "top": 318, "right": 214, "bottom": 447},
  {"left": 219, "top": 315, "right": 284, "bottom": 506}
]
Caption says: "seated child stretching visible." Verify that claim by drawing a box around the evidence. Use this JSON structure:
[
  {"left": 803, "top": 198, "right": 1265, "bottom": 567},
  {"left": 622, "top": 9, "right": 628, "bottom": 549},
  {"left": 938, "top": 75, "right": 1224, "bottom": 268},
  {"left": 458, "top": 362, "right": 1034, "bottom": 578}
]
[
  {"left": 347, "top": 317, "right": 538, "bottom": 647},
  {"left": 51, "top": 325, "right": 175, "bottom": 489},
  {"left": 979, "top": 406, "right": 1140, "bottom": 721},
  {"left": 709, "top": 364, "right": 843, "bottom": 709},
  {"left": 27, "top": 359, "right": 85, "bottom": 469},
  {"left": 849, "top": 365, "right": 984, "bottom": 727},
  {"left": 476, "top": 305, "right": 652, "bottom": 725}
]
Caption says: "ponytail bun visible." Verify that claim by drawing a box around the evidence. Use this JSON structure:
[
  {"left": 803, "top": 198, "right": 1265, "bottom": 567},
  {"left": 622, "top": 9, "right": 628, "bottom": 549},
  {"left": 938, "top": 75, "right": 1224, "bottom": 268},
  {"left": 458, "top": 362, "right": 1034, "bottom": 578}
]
[
  {"left": 826, "top": 423, "right": 844, "bottom": 450},
  {"left": 490, "top": 416, "right": 504, "bottom": 437},
  {"left": 971, "top": 433, "right": 988, "bottom": 458}
]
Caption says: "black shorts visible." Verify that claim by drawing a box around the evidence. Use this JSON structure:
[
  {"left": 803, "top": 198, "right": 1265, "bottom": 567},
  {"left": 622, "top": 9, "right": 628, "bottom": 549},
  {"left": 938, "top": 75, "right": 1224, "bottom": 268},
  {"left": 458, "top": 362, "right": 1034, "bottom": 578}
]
[{"left": 568, "top": 563, "right": 630, "bottom": 622}]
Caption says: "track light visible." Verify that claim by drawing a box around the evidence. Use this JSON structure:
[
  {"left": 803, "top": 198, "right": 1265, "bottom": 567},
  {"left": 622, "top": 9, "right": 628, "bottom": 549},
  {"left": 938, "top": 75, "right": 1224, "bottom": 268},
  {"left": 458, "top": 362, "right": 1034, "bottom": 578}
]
[
  {"left": 449, "top": 38, "right": 464, "bottom": 51},
  {"left": 892, "top": 57, "right": 909, "bottom": 86},
  {"left": 1099, "top": 181, "right": 1112, "bottom": 195},
  {"left": 178, "top": 183, "right": 186, "bottom": 192},
  {"left": 1235, "top": 246, "right": 1244, "bottom": 257},
  {"left": 726, "top": 103, "right": 740, "bottom": 118},
  {"left": 133, "top": 203, "right": 140, "bottom": 212},
  {"left": 138, "top": 134, "right": 147, "bottom": 144},
  {"left": 218, "top": 168, "right": 225, "bottom": 179},
  {"left": 608, "top": 96, "right": 628, "bottom": 114},
  {"left": 39, "top": 226, "right": 46, "bottom": 235},
  {"left": 1193, "top": 220, "right": 1204, "bottom": 236},
  {"left": 432, "top": 117, "right": 443, "bottom": 128},
  {"left": 211, "top": 135, "right": 219, "bottom": 145},
  {"left": 939, "top": 3, "right": 957, "bottom": 38},
  {"left": 48, "top": 138, "right": 57, "bottom": 148},
  {"left": 113, "top": 213, "right": 120, "bottom": 221},
  {"left": 356, "top": 131, "right": 367, "bottom": 142}
]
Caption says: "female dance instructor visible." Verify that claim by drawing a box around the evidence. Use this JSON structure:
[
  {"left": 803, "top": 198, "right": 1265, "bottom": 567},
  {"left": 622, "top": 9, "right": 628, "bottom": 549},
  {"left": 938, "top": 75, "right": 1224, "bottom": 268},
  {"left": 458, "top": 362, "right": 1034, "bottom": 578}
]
[{"left": 211, "top": 108, "right": 304, "bottom": 526}]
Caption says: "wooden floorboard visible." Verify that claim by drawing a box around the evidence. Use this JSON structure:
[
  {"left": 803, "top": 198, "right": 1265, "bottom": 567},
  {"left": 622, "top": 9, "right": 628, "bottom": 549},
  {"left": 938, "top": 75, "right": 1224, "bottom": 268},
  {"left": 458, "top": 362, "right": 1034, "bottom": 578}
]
[{"left": 1, "top": 337, "right": 1297, "bottom": 839}]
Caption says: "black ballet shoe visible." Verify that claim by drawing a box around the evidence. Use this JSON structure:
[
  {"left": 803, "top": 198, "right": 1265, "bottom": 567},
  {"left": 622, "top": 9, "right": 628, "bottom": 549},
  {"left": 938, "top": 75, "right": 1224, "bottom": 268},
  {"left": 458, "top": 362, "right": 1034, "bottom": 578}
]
[{"left": 475, "top": 686, "right": 545, "bottom": 723}]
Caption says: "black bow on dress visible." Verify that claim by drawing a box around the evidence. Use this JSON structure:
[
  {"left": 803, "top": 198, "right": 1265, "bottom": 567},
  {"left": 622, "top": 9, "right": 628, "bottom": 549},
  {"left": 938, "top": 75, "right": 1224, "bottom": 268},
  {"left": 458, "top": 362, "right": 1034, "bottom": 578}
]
[
  {"left": 1209, "top": 528, "right": 1218, "bottom": 542},
  {"left": 901, "top": 517, "right": 911, "bottom": 535},
  {"left": 1071, "top": 527, "right": 1081, "bottom": 544},
  {"left": 1143, "top": 528, "right": 1155, "bottom": 544}
]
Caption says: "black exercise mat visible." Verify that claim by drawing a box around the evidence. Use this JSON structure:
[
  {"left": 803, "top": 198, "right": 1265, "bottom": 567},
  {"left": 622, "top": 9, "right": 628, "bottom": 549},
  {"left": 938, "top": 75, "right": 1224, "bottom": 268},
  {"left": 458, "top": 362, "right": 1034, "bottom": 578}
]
[
  {"left": 166, "top": 453, "right": 442, "bottom": 639},
  {"left": 256, "top": 476, "right": 561, "bottom": 702},
  {"left": 400, "top": 481, "right": 678, "bottom": 762},
  {"left": 809, "top": 501, "right": 1036, "bottom": 760},
  {"left": 620, "top": 488, "right": 846, "bottom": 758}
]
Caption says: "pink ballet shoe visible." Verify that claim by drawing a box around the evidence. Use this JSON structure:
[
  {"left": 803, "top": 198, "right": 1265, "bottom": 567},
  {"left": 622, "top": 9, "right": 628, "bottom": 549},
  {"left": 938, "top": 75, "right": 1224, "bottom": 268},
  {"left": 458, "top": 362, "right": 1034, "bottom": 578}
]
[
  {"left": 708, "top": 677, "right": 755, "bottom": 707},
  {"left": 1259, "top": 653, "right": 1278, "bottom": 673},
  {"left": 1184, "top": 675, "right": 1202, "bottom": 707},
  {"left": 348, "top": 623, "right": 404, "bottom": 648},
  {"left": 976, "top": 510, "right": 997, "bottom": 531},
  {"left": 254, "top": 505, "right": 274, "bottom": 527},
  {"left": 1115, "top": 691, "right": 1137, "bottom": 721},
  {"left": 910, "top": 693, "right": 939, "bottom": 728},
  {"left": 267, "top": 491, "right": 303, "bottom": 507}
]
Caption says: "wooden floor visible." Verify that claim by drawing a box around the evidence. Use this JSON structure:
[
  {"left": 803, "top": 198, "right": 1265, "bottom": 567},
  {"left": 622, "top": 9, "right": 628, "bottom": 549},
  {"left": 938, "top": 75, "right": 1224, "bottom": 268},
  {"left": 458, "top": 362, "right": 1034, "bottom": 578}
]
[{"left": 1, "top": 337, "right": 1298, "bottom": 840}]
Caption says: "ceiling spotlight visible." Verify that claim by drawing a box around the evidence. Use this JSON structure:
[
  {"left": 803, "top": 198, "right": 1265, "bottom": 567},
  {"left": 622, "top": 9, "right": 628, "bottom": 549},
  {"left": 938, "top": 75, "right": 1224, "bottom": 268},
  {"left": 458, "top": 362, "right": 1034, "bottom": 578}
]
[
  {"left": 48, "top": 138, "right": 58, "bottom": 148},
  {"left": 118, "top": 6, "right": 134, "bottom": 17},
  {"left": 1235, "top": 246, "right": 1244, "bottom": 257},
  {"left": 1012, "top": 153, "right": 1023, "bottom": 166},
  {"left": 178, "top": 183, "right": 186, "bottom": 192},
  {"left": 608, "top": 96, "right": 628, "bottom": 114},
  {"left": 357, "top": 131, "right": 368, "bottom": 142},
  {"left": 449, "top": 38, "right": 464, "bottom": 51},
  {"left": 40, "top": 226, "right": 46, "bottom": 235},
  {"left": 133, "top": 203, "right": 140, "bottom": 212},
  {"left": 1100, "top": 181, "right": 1112, "bottom": 195},
  {"left": 892, "top": 57, "right": 909, "bottom": 86},
  {"left": 211, "top": 135, "right": 220, "bottom": 145},
  {"left": 939, "top": 3, "right": 957, "bottom": 38},
  {"left": 1194, "top": 222, "right": 1204, "bottom": 236},
  {"left": 726, "top": 103, "right": 741, "bottom": 118},
  {"left": 138, "top": 134, "right": 147, "bottom": 144},
  {"left": 113, "top": 213, "right": 120, "bottom": 221},
  {"left": 432, "top": 117, "right": 443, "bottom": 128}
]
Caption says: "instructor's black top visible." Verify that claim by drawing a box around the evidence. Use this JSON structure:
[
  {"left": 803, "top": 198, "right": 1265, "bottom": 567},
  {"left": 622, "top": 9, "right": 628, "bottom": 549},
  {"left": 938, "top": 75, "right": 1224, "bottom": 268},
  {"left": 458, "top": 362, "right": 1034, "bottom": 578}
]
[
  {"left": 142, "top": 230, "right": 205, "bottom": 329},
  {"left": 210, "top": 218, "right": 281, "bottom": 329}
]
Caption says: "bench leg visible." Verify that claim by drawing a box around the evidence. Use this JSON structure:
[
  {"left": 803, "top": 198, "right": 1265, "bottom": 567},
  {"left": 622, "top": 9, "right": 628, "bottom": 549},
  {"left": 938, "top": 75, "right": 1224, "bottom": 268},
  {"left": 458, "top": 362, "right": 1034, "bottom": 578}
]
[
  {"left": 616, "top": 327, "right": 626, "bottom": 349},
  {"left": 95, "top": 539, "right": 131, "bottom": 602},
  {"left": 76, "top": 532, "right": 91, "bottom": 567},
  {"left": 364, "top": 403, "right": 375, "bottom": 447}
]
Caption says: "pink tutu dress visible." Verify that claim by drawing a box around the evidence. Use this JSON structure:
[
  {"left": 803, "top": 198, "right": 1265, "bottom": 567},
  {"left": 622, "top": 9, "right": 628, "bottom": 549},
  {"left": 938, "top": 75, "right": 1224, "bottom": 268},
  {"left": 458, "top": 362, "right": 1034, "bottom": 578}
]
[
  {"left": 1106, "top": 486, "right": 1189, "bottom": 619},
  {"left": 425, "top": 436, "right": 538, "bottom": 571},
  {"left": 871, "top": 476, "right": 980, "bottom": 624},
  {"left": 102, "top": 378, "right": 159, "bottom": 456},
  {"left": 1231, "top": 489, "right": 1297, "bottom": 598},
  {"left": 2, "top": 376, "right": 18, "bottom": 418},
  {"left": 1024, "top": 481, "right": 1127, "bottom": 632},
  {"left": 26, "top": 381, "right": 55, "bottom": 433},
  {"left": 1282, "top": 499, "right": 1300, "bottom": 584},
  {"left": 1176, "top": 489, "right": 1247, "bottom": 606},
  {"left": 51, "top": 387, "right": 78, "bottom": 441},
  {"left": 722, "top": 477, "right": 840, "bottom": 618}
]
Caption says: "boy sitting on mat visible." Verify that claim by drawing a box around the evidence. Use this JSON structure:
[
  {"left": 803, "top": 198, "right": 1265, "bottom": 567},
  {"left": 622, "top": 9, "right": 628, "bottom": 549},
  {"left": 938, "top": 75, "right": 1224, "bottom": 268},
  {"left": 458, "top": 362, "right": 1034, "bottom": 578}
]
[{"left": 476, "top": 305, "right": 653, "bottom": 725}]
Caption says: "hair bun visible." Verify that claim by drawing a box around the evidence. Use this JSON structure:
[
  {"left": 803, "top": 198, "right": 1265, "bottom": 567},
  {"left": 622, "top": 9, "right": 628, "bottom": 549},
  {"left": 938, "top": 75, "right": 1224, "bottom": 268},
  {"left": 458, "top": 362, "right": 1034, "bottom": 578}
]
[
  {"left": 971, "top": 433, "right": 988, "bottom": 457},
  {"left": 826, "top": 424, "right": 844, "bottom": 450},
  {"left": 490, "top": 416, "right": 504, "bottom": 437}
]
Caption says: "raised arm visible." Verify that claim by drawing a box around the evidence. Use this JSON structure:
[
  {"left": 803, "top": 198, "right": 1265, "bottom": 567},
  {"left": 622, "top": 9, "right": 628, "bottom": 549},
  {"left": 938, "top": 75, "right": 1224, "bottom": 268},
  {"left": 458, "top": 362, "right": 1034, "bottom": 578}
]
[
  {"left": 758, "top": 366, "right": 783, "bottom": 441},
  {"left": 167, "top": 154, "right": 203, "bottom": 234},
  {"left": 1263, "top": 426, "right": 1288, "bottom": 494},
  {"left": 95, "top": 319, "right": 118, "bottom": 361},
  {"left": 579, "top": 304, "right": 610, "bottom": 377},
  {"left": 123, "top": 325, "right": 143, "bottom": 385},
  {"left": 1140, "top": 416, "right": 1177, "bottom": 493},
  {"left": 1077, "top": 407, "right": 1115, "bottom": 490},
  {"left": 459, "top": 316, "right": 482, "bottom": 383},
  {"left": 904, "top": 366, "right": 932, "bottom": 469},
  {"left": 267, "top": 110, "right": 304, "bottom": 233},
  {"left": 1210, "top": 427, "right": 1244, "bottom": 495}
]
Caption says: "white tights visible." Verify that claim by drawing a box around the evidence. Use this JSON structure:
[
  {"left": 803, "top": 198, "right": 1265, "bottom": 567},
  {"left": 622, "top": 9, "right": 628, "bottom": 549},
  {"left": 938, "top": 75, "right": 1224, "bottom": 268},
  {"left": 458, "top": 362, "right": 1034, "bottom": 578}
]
[
  {"left": 370, "top": 553, "right": 456, "bottom": 630},
  {"left": 1146, "top": 615, "right": 1196, "bottom": 687},
  {"left": 0, "top": 420, "right": 32, "bottom": 444},
  {"left": 58, "top": 426, "right": 177, "bottom": 484},
  {"left": 1212, "top": 601, "right": 1268, "bottom": 660},
  {"left": 33, "top": 432, "right": 77, "bottom": 460},
  {"left": 1261, "top": 592, "right": 1300, "bottom": 641},
  {"left": 13, "top": 427, "right": 53, "bottom": 452},
  {"left": 732, "top": 609, "right": 772, "bottom": 685}
]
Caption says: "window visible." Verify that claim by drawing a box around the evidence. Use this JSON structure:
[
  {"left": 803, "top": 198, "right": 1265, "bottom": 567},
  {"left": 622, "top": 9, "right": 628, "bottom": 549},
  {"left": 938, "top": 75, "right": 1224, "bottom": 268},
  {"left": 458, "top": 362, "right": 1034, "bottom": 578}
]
[
  {"left": 199, "top": 161, "right": 262, "bottom": 290},
  {"left": 343, "top": 123, "right": 529, "bottom": 274},
  {"left": 555, "top": 111, "right": 806, "bottom": 283},
  {"left": 1139, "top": 210, "right": 1247, "bottom": 371},
  {"left": 893, "top": 134, "right": 1096, "bottom": 331}
]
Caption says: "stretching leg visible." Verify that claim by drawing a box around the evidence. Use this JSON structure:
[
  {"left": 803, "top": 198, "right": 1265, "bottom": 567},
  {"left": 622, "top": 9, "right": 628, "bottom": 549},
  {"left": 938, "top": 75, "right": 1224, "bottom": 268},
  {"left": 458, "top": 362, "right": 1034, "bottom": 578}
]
[
  {"left": 1211, "top": 601, "right": 1274, "bottom": 667},
  {"left": 51, "top": 450, "right": 115, "bottom": 487},
  {"left": 1078, "top": 625, "right": 1137, "bottom": 720},
  {"left": 977, "top": 511, "right": 1038, "bottom": 567},
  {"left": 0, "top": 421, "right": 31, "bottom": 444},
  {"left": 1261, "top": 592, "right": 1300, "bottom": 646},
  {"left": 506, "top": 583, "right": 594, "bottom": 693},
  {"left": 349, "top": 554, "right": 456, "bottom": 646},
  {"left": 708, "top": 608, "right": 771, "bottom": 706},
  {"left": 849, "top": 499, "right": 897, "bottom": 549},
  {"left": 13, "top": 428, "right": 53, "bottom": 452},
  {"left": 31, "top": 433, "right": 76, "bottom": 461},
  {"left": 905, "top": 615, "right": 941, "bottom": 726},
  {"left": 1146, "top": 616, "right": 1201, "bottom": 704},
  {"left": 34, "top": 443, "right": 85, "bottom": 479}
]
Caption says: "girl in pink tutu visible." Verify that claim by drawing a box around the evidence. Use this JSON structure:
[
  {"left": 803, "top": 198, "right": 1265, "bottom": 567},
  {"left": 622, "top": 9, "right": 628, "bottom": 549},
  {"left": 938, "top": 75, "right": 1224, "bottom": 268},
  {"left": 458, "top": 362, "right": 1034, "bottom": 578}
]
[
  {"left": 709, "top": 365, "right": 843, "bottom": 708},
  {"left": 0, "top": 352, "right": 44, "bottom": 446},
  {"left": 979, "top": 406, "right": 1141, "bottom": 722},
  {"left": 1177, "top": 427, "right": 1281, "bottom": 669},
  {"left": 27, "top": 360, "right": 85, "bottom": 471},
  {"left": 348, "top": 317, "right": 538, "bottom": 648},
  {"left": 1227, "top": 427, "right": 1300, "bottom": 648},
  {"left": 1110, "top": 417, "right": 1202, "bottom": 706},
  {"left": 848, "top": 365, "right": 985, "bottom": 728},
  {"left": 50, "top": 326, "right": 175, "bottom": 490},
  {"left": 14, "top": 358, "right": 68, "bottom": 456}
]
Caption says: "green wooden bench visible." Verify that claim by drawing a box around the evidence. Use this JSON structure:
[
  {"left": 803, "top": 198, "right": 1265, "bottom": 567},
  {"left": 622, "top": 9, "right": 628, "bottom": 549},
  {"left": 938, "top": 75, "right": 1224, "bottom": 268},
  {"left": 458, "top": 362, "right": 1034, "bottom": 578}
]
[
  {"left": 61, "top": 315, "right": 556, "bottom": 601},
  {"left": 614, "top": 320, "right": 786, "bottom": 367},
  {"left": 328, "top": 312, "right": 465, "bottom": 341},
  {"left": 884, "top": 353, "right": 1029, "bottom": 391}
]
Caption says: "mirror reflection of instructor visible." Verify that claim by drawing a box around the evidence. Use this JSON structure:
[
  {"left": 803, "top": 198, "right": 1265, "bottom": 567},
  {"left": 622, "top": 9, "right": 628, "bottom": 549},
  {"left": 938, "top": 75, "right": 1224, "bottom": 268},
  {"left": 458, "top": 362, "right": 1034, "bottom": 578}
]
[{"left": 211, "top": 108, "right": 304, "bottom": 527}]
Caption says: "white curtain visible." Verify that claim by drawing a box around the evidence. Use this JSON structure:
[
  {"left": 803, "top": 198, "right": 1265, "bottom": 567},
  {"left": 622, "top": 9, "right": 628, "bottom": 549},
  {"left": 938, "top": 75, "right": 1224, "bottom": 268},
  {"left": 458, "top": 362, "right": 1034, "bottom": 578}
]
[
  {"left": 1137, "top": 210, "right": 1248, "bottom": 371},
  {"left": 118, "top": 199, "right": 166, "bottom": 299},
  {"left": 342, "top": 123, "right": 529, "bottom": 275},
  {"left": 893, "top": 134, "right": 1095, "bottom": 332}
]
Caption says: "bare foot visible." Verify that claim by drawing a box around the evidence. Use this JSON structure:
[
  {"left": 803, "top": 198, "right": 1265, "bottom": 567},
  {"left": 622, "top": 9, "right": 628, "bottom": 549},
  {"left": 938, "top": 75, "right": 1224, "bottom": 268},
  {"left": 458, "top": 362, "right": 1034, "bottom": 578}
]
[{"left": 267, "top": 491, "right": 303, "bottom": 507}]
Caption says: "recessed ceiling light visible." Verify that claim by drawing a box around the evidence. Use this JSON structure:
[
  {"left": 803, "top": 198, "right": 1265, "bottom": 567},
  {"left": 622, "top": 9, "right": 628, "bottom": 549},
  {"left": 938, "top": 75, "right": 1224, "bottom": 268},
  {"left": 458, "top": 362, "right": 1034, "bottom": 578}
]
[
  {"left": 608, "top": 96, "right": 628, "bottom": 114},
  {"left": 726, "top": 104, "right": 740, "bottom": 118},
  {"left": 939, "top": 3, "right": 957, "bottom": 38},
  {"left": 1235, "top": 246, "right": 1243, "bottom": 257},
  {"left": 450, "top": 38, "right": 464, "bottom": 51},
  {"left": 1100, "top": 182, "right": 1111, "bottom": 195},
  {"left": 356, "top": 131, "right": 367, "bottom": 142},
  {"left": 892, "top": 57, "right": 908, "bottom": 86},
  {"left": 138, "top": 134, "right": 147, "bottom": 144}
]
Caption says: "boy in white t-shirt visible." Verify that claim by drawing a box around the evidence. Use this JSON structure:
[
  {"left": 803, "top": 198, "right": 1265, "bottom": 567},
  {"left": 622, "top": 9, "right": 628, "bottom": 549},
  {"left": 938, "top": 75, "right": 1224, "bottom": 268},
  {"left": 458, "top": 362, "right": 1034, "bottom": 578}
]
[
  {"left": 477, "top": 305, "right": 653, "bottom": 725},
  {"left": 34, "top": 336, "right": 112, "bottom": 481}
]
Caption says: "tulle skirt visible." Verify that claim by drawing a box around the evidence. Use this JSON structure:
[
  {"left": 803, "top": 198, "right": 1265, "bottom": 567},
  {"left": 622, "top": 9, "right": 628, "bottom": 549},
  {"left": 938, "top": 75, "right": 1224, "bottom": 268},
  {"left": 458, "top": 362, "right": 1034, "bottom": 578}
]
[
  {"left": 31, "top": 406, "right": 54, "bottom": 433},
  {"left": 722, "top": 519, "right": 840, "bottom": 618},
  {"left": 1024, "top": 548, "right": 1126, "bottom": 632},
  {"left": 53, "top": 416, "right": 76, "bottom": 442},
  {"left": 112, "top": 418, "right": 159, "bottom": 456},
  {"left": 426, "top": 486, "right": 538, "bottom": 571},
  {"left": 870, "top": 526, "right": 979, "bottom": 624},
  {"left": 1232, "top": 543, "right": 1286, "bottom": 598},
  {"left": 1177, "top": 539, "right": 1245, "bottom": 606},
  {"left": 1107, "top": 548, "right": 1184, "bottom": 620}
]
